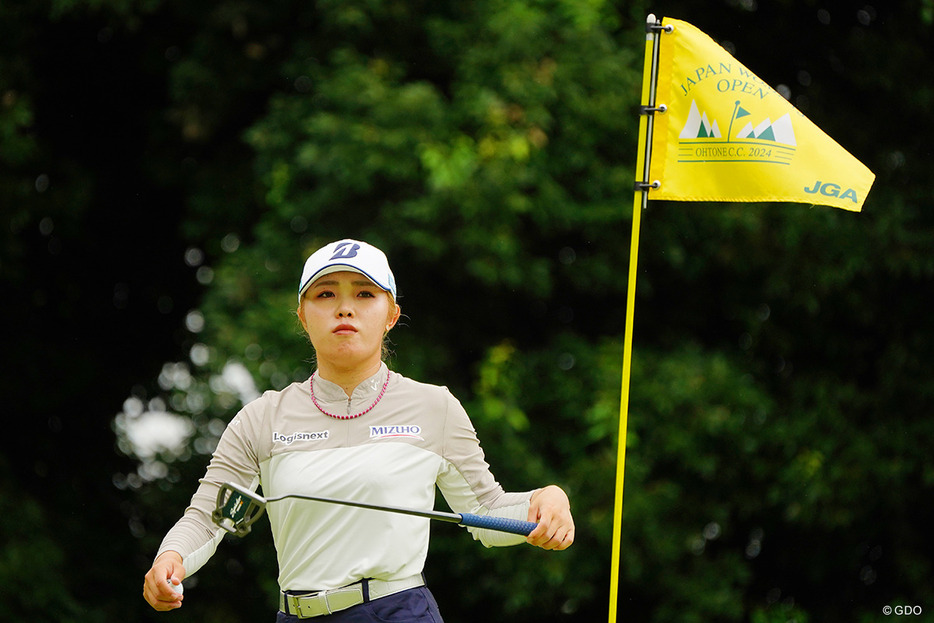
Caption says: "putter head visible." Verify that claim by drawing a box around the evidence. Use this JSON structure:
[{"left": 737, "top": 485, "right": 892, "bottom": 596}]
[{"left": 212, "top": 482, "right": 267, "bottom": 537}]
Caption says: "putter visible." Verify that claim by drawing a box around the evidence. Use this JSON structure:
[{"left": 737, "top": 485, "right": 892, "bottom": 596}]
[{"left": 212, "top": 481, "right": 538, "bottom": 538}]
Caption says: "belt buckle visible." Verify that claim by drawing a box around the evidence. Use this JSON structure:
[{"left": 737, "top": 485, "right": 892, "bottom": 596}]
[
  {"left": 294, "top": 592, "right": 328, "bottom": 618},
  {"left": 290, "top": 584, "right": 365, "bottom": 618}
]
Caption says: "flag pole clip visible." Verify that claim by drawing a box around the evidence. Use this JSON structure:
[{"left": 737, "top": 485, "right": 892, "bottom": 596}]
[
  {"left": 633, "top": 180, "right": 660, "bottom": 191},
  {"left": 640, "top": 104, "right": 667, "bottom": 115},
  {"left": 645, "top": 21, "right": 674, "bottom": 33}
]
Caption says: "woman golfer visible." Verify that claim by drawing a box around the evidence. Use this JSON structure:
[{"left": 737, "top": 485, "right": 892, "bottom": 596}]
[{"left": 143, "top": 239, "right": 574, "bottom": 621}]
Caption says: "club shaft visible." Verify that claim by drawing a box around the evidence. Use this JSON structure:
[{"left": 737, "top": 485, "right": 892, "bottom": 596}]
[
  {"left": 265, "top": 493, "right": 463, "bottom": 524},
  {"left": 216, "top": 482, "right": 538, "bottom": 537}
]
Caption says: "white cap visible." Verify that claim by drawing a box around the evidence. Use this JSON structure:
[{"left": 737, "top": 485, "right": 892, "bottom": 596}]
[{"left": 298, "top": 239, "right": 396, "bottom": 304}]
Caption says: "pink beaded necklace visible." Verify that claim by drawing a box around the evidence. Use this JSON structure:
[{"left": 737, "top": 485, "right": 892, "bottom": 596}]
[{"left": 309, "top": 371, "right": 392, "bottom": 420}]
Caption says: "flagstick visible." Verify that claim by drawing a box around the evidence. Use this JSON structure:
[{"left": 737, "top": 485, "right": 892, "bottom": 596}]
[{"left": 608, "top": 14, "right": 664, "bottom": 623}]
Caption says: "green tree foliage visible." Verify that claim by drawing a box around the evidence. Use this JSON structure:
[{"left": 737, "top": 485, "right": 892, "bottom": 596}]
[
  {"left": 3, "top": 0, "right": 933, "bottom": 622},
  {"left": 0, "top": 459, "right": 94, "bottom": 622}
]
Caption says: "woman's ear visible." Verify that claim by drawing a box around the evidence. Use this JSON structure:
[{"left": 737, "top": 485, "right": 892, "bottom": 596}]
[
  {"left": 386, "top": 303, "right": 401, "bottom": 332},
  {"left": 296, "top": 304, "right": 308, "bottom": 333}
]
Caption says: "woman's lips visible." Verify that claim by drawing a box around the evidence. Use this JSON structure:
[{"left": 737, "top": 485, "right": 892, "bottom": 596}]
[{"left": 333, "top": 324, "right": 357, "bottom": 335}]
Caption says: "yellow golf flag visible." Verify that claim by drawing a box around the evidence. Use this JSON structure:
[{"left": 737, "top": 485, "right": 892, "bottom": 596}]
[{"left": 648, "top": 18, "right": 874, "bottom": 211}]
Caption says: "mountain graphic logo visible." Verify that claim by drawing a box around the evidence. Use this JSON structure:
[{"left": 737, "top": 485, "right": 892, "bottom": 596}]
[
  {"left": 676, "top": 100, "right": 797, "bottom": 164},
  {"left": 680, "top": 100, "right": 723, "bottom": 139}
]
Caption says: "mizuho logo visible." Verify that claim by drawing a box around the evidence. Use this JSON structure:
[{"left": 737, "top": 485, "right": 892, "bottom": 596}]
[
  {"left": 330, "top": 242, "right": 360, "bottom": 260},
  {"left": 370, "top": 425, "right": 423, "bottom": 440}
]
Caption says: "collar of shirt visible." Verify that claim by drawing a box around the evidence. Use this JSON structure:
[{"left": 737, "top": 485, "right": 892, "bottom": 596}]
[{"left": 310, "top": 363, "right": 390, "bottom": 409}]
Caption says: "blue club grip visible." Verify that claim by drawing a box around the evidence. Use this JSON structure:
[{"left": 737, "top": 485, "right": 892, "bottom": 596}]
[{"left": 458, "top": 513, "right": 537, "bottom": 536}]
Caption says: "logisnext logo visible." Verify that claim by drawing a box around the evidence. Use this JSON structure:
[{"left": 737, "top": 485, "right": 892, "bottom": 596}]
[{"left": 273, "top": 431, "right": 329, "bottom": 445}]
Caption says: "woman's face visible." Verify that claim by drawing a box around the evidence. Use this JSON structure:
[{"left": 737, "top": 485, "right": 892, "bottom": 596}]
[{"left": 297, "top": 271, "right": 400, "bottom": 371}]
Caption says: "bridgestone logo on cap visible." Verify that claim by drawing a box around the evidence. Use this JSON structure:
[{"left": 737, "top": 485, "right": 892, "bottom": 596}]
[{"left": 329, "top": 242, "right": 360, "bottom": 260}]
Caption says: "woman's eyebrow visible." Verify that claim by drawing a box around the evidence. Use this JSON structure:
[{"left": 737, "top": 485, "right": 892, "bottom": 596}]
[{"left": 312, "top": 279, "right": 377, "bottom": 287}]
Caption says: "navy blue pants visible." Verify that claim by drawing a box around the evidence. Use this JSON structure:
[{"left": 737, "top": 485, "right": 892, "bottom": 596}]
[{"left": 275, "top": 587, "right": 444, "bottom": 623}]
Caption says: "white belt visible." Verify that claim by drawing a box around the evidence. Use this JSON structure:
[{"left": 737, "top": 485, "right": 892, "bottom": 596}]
[{"left": 279, "top": 574, "right": 425, "bottom": 618}]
